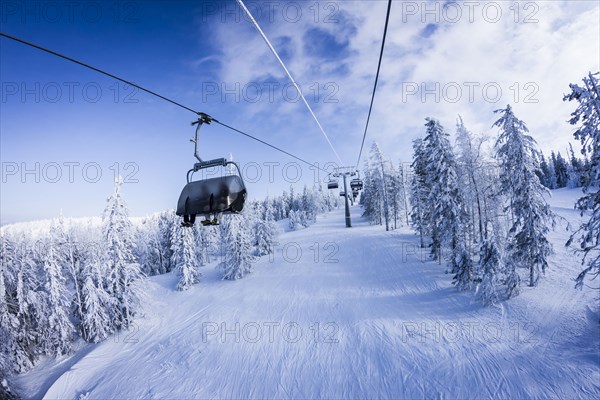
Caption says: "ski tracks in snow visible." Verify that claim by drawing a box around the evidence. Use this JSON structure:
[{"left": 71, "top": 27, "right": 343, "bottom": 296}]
[{"left": 20, "top": 200, "right": 600, "bottom": 399}]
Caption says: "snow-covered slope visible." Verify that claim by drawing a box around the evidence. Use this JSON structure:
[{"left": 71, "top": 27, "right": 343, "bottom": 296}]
[{"left": 12, "top": 189, "right": 600, "bottom": 399}]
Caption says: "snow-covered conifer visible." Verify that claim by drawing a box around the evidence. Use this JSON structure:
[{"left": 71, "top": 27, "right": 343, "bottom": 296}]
[
  {"left": 494, "top": 105, "right": 555, "bottom": 290},
  {"left": 175, "top": 227, "right": 200, "bottom": 291},
  {"left": 102, "top": 178, "right": 143, "bottom": 330},
  {"left": 409, "top": 139, "right": 429, "bottom": 248},
  {"left": 0, "top": 237, "right": 18, "bottom": 376},
  {"left": 255, "top": 215, "right": 278, "bottom": 257},
  {"left": 40, "top": 243, "right": 73, "bottom": 356},
  {"left": 219, "top": 215, "right": 254, "bottom": 280},
  {"left": 476, "top": 238, "right": 502, "bottom": 306},
  {"left": 78, "top": 247, "right": 112, "bottom": 343},
  {"left": 12, "top": 241, "right": 43, "bottom": 371},
  {"left": 422, "top": 118, "right": 468, "bottom": 263},
  {"left": 564, "top": 72, "right": 600, "bottom": 289},
  {"left": 289, "top": 210, "right": 302, "bottom": 230}
]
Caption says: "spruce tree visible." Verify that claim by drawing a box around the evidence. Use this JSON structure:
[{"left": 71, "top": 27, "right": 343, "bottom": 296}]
[
  {"left": 255, "top": 201, "right": 278, "bottom": 257},
  {"left": 102, "top": 178, "right": 143, "bottom": 330},
  {"left": 476, "top": 238, "right": 502, "bottom": 306},
  {"left": 564, "top": 72, "right": 600, "bottom": 289},
  {"left": 409, "top": 138, "right": 429, "bottom": 248},
  {"left": 41, "top": 243, "right": 73, "bottom": 356},
  {"left": 13, "top": 241, "right": 43, "bottom": 371},
  {"left": 78, "top": 248, "right": 112, "bottom": 343},
  {"left": 361, "top": 162, "right": 382, "bottom": 225},
  {"left": 422, "top": 118, "right": 469, "bottom": 272},
  {"left": 494, "top": 105, "right": 555, "bottom": 290},
  {"left": 0, "top": 237, "right": 18, "bottom": 376},
  {"left": 175, "top": 227, "right": 201, "bottom": 291},
  {"left": 219, "top": 215, "right": 254, "bottom": 280}
]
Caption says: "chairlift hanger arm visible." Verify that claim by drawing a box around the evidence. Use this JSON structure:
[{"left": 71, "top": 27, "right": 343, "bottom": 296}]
[{"left": 190, "top": 113, "right": 215, "bottom": 163}]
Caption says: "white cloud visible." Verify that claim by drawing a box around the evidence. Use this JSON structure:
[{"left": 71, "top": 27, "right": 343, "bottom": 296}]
[{"left": 206, "top": 0, "right": 600, "bottom": 165}]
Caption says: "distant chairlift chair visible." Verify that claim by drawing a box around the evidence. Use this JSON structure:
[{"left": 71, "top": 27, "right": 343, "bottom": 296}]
[
  {"left": 350, "top": 174, "right": 364, "bottom": 192},
  {"left": 327, "top": 174, "right": 339, "bottom": 190}
]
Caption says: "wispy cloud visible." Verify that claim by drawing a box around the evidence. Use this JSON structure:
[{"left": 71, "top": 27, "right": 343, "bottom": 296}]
[{"left": 206, "top": 0, "right": 600, "bottom": 163}]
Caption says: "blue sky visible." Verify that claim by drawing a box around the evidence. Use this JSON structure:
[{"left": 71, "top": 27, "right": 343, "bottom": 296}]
[{"left": 1, "top": 0, "right": 599, "bottom": 224}]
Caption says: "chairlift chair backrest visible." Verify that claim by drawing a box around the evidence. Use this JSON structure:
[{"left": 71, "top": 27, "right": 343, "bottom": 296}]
[
  {"left": 327, "top": 180, "right": 339, "bottom": 190},
  {"left": 350, "top": 178, "right": 363, "bottom": 191},
  {"left": 176, "top": 157, "right": 247, "bottom": 221},
  {"left": 327, "top": 173, "right": 339, "bottom": 190}
]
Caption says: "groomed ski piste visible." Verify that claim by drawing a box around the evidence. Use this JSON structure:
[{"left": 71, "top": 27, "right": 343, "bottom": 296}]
[{"left": 11, "top": 188, "right": 600, "bottom": 399}]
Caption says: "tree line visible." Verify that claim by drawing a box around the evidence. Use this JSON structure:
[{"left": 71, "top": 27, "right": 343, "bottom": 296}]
[
  {"left": 360, "top": 72, "right": 600, "bottom": 307},
  {"left": 0, "top": 181, "right": 340, "bottom": 378}
]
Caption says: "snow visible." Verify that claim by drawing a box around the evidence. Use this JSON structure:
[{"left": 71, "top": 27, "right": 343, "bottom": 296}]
[
  {"left": 546, "top": 187, "right": 586, "bottom": 209},
  {"left": 10, "top": 188, "right": 600, "bottom": 399},
  {"left": 0, "top": 215, "right": 151, "bottom": 239}
]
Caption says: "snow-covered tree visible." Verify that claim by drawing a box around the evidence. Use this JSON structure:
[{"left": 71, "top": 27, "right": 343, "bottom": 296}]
[
  {"left": 78, "top": 247, "right": 112, "bottom": 343},
  {"left": 219, "top": 215, "right": 254, "bottom": 280},
  {"left": 361, "top": 162, "right": 381, "bottom": 226},
  {"left": 254, "top": 198, "right": 279, "bottom": 256},
  {"left": 409, "top": 138, "right": 429, "bottom": 248},
  {"left": 361, "top": 143, "right": 397, "bottom": 229},
  {"left": 175, "top": 227, "right": 201, "bottom": 291},
  {"left": 102, "top": 178, "right": 143, "bottom": 330},
  {"left": 422, "top": 121, "right": 465, "bottom": 249},
  {"left": 52, "top": 218, "right": 89, "bottom": 346},
  {"left": 170, "top": 219, "right": 184, "bottom": 270},
  {"left": 301, "top": 185, "right": 318, "bottom": 225},
  {"left": 11, "top": 240, "right": 43, "bottom": 372},
  {"left": 255, "top": 220, "right": 277, "bottom": 256},
  {"left": 452, "top": 244, "right": 475, "bottom": 291},
  {"left": 0, "top": 236, "right": 18, "bottom": 376},
  {"left": 389, "top": 162, "right": 407, "bottom": 229},
  {"left": 564, "top": 72, "right": 600, "bottom": 289},
  {"left": 551, "top": 151, "right": 569, "bottom": 188},
  {"left": 135, "top": 217, "right": 163, "bottom": 276},
  {"left": 566, "top": 143, "right": 584, "bottom": 188},
  {"left": 494, "top": 105, "right": 555, "bottom": 290},
  {"left": 157, "top": 211, "right": 176, "bottom": 273},
  {"left": 372, "top": 143, "right": 393, "bottom": 230},
  {"left": 288, "top": 186, "right": 297, "bottom": 215},
  {"left": 475, "top": 238, "right": 502, "bottom": 306},
  {"left": 455, "top": 116, "right": 489, "bottom": 243},
  {"left": 40, "top": 243, "right": 73, "bottom": 356},
  {"left": 289, "top": 210, "right": 303, "bottom": 230},
  {"left": 263, "top": 197, "right": 275, "bottom": 221},
  {"left": 0, "top": 379, "right": 19, "bottom": 400},
  {"left": 538, "top": 153, "right": 557, "bottom": 189},
  {"left": 197, "top": 224, "right": 218, "bottom": 266},
  {"left": 419, "top": 118, "right": 473, "bottom": 288}
]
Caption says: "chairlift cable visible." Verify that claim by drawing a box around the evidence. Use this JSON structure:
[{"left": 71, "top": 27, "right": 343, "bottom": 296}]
[
  {"left": 354, "top": 0, "right": 392, "bottom": 171},
  {"left": 0, "top": 32, "right": 329, "bottom": 174},
  {"left": 235, "top": 0, "right": 345, "bottom": 166},
  {"left": 0, "top": 32, "right": 199, "bottom": 115},
  {"left": 212, "top": 119, "right": 329, "bottom": 173}
]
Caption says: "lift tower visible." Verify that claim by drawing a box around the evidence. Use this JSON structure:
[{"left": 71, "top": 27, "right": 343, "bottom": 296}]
[{"left": 333, "top": 167, "right": 357, "bottom": 228}]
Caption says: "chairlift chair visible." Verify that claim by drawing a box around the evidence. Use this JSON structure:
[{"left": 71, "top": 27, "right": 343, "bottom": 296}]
[
  {"left": 176, "top": 115, "right": 247, "bottom": 227},
  {"left": 327, "top": 174, "right": 339, "bottom": 190},
  {"left": 350, "top": 172, "right": 364, "bottom": 191}
]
